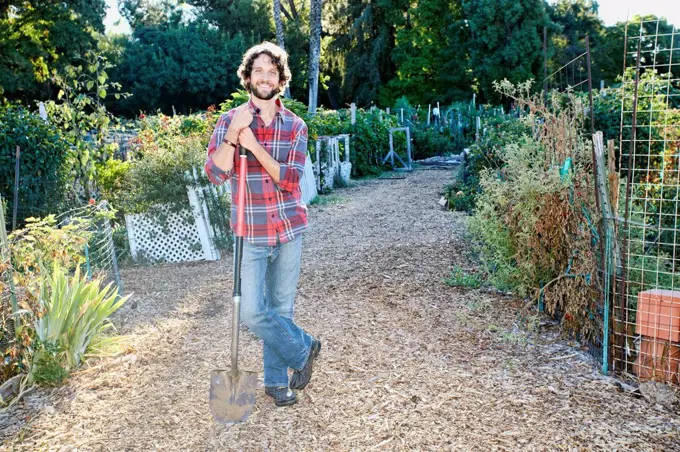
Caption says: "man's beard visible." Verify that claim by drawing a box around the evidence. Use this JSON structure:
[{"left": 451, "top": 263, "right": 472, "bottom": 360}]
[{"left": 251, "top": 84, "right": 278, "bottom": 101}]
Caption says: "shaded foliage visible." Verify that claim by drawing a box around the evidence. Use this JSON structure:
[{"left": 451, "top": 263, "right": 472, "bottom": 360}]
[{"left": 0, "top": 0, "right": 106, "bottom": 101}]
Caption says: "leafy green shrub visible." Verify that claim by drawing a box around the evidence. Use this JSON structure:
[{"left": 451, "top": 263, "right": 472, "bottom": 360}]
[
  {"left": 411, "top": 126, "right": 459, "bottom": 159},
  {"left": 470, "top": 81, "right": 601, "bottom": 338},
  {"left": 347, "top": 109, "right": 399, "bottom": 177},
  {"left": 124, "top": 121, "right": 210, "bottom": 214},
  {"left": 443, "top": 174, "right": 479, "bottom": 213},
  {"left": 448, "top": 114, "right": 531, "bottom": 211},
  {"left": 0, "top": 104, "right": 72, "bottom": 226},
  {"left": 444, "top": 266, "right": 484, "bottom": 288},
  {"left": 44, "top": 51, "right": 130, "bottom": 203},
  {"left": 179, "top": 115, "right": 208, "bottom": 136},
  {"left": 30, "top": 339, "right": 69, "bottom": 386},
  {"left": 95, "top": 159, "right": 132, "bottom": 212}
]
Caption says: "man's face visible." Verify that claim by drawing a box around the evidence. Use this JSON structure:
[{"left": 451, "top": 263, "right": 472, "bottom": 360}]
[{"left": 249, "top": 54, "right": 281, "bottom": 101}]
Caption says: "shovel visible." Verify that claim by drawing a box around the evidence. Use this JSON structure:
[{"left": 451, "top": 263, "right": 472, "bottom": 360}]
[{"left": 210, "top": 146, "right": 257, "bottom": 424}]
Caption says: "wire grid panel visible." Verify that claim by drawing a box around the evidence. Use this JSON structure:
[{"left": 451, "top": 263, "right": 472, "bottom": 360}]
[
  {"left": 541, "top": 38, "right": 606, "bottom": 365},
  {"left": 611, "top": 18, "right": 680, "bottom": 385},
  {"left": 125, "top": 204, "right": 212, "bottom": 263},
  {"left": 544, "top": 51, "right": 591, "bottom": 94}
]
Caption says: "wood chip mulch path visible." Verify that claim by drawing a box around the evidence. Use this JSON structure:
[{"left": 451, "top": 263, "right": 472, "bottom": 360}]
[{"left": 1, "top": 168, "right": 678, "bottom": 451}]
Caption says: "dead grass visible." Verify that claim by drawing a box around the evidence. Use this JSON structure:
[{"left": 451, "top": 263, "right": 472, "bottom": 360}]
[{"left": 1, "top": 169, "right": 678, "bottom": 451}]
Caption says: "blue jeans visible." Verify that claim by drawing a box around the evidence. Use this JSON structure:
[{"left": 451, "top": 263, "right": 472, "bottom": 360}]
[{"left": 239, "top": 235, "right": 313, "bottom": 388}]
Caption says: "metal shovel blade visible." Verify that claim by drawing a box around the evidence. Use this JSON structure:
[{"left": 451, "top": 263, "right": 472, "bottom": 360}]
[{"left": 209, "top": 369, "right": 257, "bottom": 424}]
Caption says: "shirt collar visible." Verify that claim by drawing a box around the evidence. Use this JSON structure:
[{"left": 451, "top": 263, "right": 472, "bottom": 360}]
[{"left": 248, "top": 97, "right": 288, "bottom": 124}]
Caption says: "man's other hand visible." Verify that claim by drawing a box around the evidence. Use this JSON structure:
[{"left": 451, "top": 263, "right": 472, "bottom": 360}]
[
  {"left": 231, "top": 104, "right": 254, "bottom": 131},
  {"left": 238, "top": 127, "right": 260, "bottom": 152}
]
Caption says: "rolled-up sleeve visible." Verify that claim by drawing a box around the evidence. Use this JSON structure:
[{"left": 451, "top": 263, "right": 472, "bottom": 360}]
[
  {"left": 278, "top": 121, "right": 307, "bottom": 193},
  {"left": 205, "top": 113, "right": 234, "bottom": 185}
]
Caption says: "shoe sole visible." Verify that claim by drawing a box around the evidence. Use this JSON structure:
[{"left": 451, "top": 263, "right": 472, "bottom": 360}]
[{"left": 274, "top": 398, "right": 297, "bottom": 407}]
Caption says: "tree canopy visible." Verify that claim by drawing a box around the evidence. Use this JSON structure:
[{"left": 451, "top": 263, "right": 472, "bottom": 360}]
[
  {"left": 1, "top": 0, "right": 678, "bottom": 112},
  {"left": 0, "top": 0, "right": 106, "bottom": 101}
]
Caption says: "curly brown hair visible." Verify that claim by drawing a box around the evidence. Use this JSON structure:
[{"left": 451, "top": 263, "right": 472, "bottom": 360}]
[{"left": 238, "top": 42, "right": 292, "bottom": 96}]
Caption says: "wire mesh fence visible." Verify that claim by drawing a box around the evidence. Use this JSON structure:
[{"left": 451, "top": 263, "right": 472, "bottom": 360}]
[
  {"left": 1, "top": 198, "right": 123, "bottom": 294},
  {"left": 608, "top": 19, "right": 680, "bottom": 385},
  {"left": 540, "top": 36, "right": 609, "bottom": 367}
]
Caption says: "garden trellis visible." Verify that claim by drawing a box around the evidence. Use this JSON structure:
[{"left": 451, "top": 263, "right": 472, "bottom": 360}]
[
  {"left": 540, "top": 35, "right": 609, "bottom": 367},
  {"left": 606, "top": 19, "right": 680, "bottom": 385}
]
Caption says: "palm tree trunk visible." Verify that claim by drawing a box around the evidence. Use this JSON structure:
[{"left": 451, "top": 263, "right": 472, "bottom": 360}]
[
  {"left": 307, "top": 0, "right": 322, "bottom": 114},
  {"left": 273, "top": 0, "right": 291, "bottom": 98}
]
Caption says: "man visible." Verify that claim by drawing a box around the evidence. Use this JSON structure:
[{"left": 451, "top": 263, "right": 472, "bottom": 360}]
[{"left": 204, "top": 42, "right": 320, "bottom": 407}]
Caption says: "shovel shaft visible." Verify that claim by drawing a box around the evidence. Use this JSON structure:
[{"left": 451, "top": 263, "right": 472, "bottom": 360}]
[
  {"left": 231, "top": 147, "right": 248, "bottom": 373},
  {"left": 231, "top": 293, "right": 241, "bottom": 372}
]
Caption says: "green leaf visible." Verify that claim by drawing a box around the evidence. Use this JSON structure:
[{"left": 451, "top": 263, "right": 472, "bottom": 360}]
[
  {"left": 98, "top": 89, "right": 106, "bottom": 99},
  {"left": 86, "top": 81, "right": 94, "bottom": 91},
  {"left": 57, "top": 90, "right": 64, "bottom": 100}
]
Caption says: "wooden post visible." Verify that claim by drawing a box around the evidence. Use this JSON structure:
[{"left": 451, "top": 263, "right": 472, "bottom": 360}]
[
  {"left": 350, "top": 103, "right": 356, "bottom": 125},
  {"left": 400, "top": 108, "right": 404, "bottom": 123},
  {"left": 386, "top": 107, "right": 390, "bottom": 115},
  {"left": 427, "top": 105, "right": 431, "bottom": 126},
  {"left": 607, "top": 140, "right": 619, "bottom": 212}
]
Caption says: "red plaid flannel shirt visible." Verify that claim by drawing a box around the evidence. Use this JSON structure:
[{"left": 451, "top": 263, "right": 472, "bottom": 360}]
[{"left": 205, "top": 98, "right": 309, "bottom": 246}]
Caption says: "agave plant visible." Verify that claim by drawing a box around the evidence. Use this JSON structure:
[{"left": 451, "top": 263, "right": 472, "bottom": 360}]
[{"left": 34, "top": 265, "right": 129, "bottom": 369}]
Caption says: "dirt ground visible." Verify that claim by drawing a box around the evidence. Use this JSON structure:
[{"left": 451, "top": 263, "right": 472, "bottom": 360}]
[{"left": 1, "top": 168, "right": 679, "bottom": 451}]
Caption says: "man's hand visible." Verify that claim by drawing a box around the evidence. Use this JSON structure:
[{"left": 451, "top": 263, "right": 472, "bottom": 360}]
[
  {"left": 238, "top": 127, "right": 260, "bottom": 152},
  {"left": 227, "top": 104, "right": 254, "bottom": 140}
]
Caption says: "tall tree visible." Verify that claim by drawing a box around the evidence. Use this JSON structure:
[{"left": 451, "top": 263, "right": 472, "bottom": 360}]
[
  {"left": 273, "top": 0, "right": 291, "bottom": 98},
  {"left": 109, "top": 20, "right": 247, "bottom": 116},
  {"left": 327, "top": 0, "right": 407, "bottom": 106},
  {"left": 0, "top": 0, "right": 106, "bottom": 102},
  {"left": 382, "top": 0, "right": 470, "bottom": 106},
  {"left": 548, "top": 0, "right": 608, "bottom": 83},
  {"left": 184, "top": 0, "right": 273, "bottom": 45},
  {"left": 307, "top": 0, "right": 321, "bottom": 113},
  {"left": 463, "top": 0, "right": 551, "bottom": 102},
  {"left": 120, "top": 0, "right": 180, "bottom": 28}
]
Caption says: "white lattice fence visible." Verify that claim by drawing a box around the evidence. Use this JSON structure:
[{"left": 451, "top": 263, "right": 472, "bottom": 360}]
[{"left": 125, "top": 182, "right": 221, "bottom": 263}]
